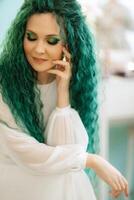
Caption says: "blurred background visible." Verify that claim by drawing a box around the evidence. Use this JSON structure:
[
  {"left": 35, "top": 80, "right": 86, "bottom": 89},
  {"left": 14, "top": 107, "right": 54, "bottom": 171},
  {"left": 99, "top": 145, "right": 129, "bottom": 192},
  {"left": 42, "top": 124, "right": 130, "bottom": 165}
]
[
  {"left": 0, "top": 0, "right": 134, "bottom": 199},
  {"left": 81, "top": 1, "right": 134, "bottom": 200}
]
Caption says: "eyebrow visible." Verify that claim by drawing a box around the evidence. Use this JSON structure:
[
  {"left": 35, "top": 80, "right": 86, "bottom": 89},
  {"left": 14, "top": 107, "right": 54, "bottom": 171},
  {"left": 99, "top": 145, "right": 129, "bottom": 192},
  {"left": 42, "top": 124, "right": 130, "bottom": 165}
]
[{"left": 26, "top": 29, "right": 60, "bottom": 37}]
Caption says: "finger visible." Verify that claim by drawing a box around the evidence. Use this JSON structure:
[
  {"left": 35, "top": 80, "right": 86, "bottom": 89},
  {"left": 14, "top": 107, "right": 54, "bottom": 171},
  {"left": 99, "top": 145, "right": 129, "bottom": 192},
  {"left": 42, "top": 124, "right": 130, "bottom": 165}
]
[
  {"left": 111, "top": 188, "right": 122, "bottom": 198},
  {"left": 47, "top": 69, "right": 68, "bottom": 79},
  {"left": 124, "top": 181, "right": 129, "bottom": 197},
  {"left": 62, "top": 47, "right": 71, "bottom": 61},
  {"left": 120, "top": 176, "right": 129, "bottom": 197},
  {"left": 109, "top": 190, "right": 121, "bottom": 198},
  {"left": 52, "top": 60, "right": 71, "bottom": 73},
  {"left": 114, "top": 178, "right": 122, "bottom": 191},
  {"left": 113, "top": 182, "right": 128, "bottom": 198},
  {"left": 52, "top": 60, "right": 70, "bottom": 67},
  {"left": 118, "top": 176, "right": 126, "bottom": 191},
  {"left": 111, "top": 181, "right": 119, "bottom": 192},
  {"left": 52, "top": 64, "right": 65, "bottom": 71},
  {"left": 123, "top": 177, "right": 129, "bottom": 194},
  {"left": 113, "top": 191, "right": 121, "bottom": 198}
]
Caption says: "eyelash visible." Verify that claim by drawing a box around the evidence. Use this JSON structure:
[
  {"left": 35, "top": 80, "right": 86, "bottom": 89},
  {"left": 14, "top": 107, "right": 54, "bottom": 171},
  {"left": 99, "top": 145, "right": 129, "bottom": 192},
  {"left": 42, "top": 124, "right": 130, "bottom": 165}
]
[{"left": 26, "top": 35, "right": 60, "bottom": 45}]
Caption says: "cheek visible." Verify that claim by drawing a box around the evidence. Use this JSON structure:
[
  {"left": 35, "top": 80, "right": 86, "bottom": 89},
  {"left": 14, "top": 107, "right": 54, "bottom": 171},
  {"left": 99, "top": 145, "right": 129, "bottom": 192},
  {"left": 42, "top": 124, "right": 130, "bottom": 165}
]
[
  {"left": 49, "top": 45, "right": 63, "bottom": 59},
  {"left": 23, "top": 39, "right": 32, "bottom": 55}
]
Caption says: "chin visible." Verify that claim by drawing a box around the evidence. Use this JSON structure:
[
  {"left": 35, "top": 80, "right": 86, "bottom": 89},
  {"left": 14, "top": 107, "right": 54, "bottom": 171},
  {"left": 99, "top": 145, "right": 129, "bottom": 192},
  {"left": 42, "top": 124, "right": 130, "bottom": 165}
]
[
  {"left": 32, "top": 66, "right": 48, "bottom": 72},
  {"left": 31, "top": 63, "right": 52, "bottom": 73}
]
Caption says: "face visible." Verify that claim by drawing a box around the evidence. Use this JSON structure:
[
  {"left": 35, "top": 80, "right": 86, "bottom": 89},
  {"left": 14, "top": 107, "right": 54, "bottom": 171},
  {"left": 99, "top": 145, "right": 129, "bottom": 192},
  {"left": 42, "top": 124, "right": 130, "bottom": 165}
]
[{"left": 23, "top": 13, "right": 65, "bottom": 72}]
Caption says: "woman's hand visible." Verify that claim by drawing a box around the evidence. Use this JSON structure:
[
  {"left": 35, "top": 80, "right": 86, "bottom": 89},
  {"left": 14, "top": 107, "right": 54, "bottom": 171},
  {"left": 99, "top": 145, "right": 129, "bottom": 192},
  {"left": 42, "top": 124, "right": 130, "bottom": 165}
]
[
  {"left": 47, "top": 46, "right": 72, "bottom": 108},
  {"left": 47, "top": 46, "right": 72, "bottom": 92},
  {"left": 87, "top": 154, "right": 129, "bottom": 198}
]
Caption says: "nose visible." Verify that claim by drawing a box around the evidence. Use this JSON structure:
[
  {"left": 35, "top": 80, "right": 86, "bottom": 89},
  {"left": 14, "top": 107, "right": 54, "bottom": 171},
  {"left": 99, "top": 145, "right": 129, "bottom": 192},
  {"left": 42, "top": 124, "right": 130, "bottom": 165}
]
[{"left": 34, "top": 40, "right": 46, "bottom": 54}]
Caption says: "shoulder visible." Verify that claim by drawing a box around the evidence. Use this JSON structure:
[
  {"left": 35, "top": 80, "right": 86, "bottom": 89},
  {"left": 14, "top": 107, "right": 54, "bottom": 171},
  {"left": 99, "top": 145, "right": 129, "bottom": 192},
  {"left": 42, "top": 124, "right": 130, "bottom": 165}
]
[
  {"left": 0, "top": 92, "right": 12, "bottom": 122},
  {"left": 0, "top": 92, "right": 18, "bottom": 129}
]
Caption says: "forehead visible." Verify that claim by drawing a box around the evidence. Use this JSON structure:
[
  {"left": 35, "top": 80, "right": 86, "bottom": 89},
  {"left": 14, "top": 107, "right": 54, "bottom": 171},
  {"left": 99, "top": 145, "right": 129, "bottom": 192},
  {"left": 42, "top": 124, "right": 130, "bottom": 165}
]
[{"left": 26, "top": 13, "right": 60, "bottom": 35}]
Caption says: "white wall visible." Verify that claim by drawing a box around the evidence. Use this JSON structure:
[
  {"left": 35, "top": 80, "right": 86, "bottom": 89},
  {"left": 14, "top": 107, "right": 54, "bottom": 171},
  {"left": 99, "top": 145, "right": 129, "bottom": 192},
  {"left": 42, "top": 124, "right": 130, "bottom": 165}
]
[{"left": 0, "top": 0, "right": 23, "bottom": 44}]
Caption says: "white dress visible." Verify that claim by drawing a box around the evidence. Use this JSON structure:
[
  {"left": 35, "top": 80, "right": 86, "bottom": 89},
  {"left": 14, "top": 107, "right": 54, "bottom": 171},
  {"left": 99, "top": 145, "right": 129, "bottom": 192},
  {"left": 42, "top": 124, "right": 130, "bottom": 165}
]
[{"left": 0, "top": 79, "right": 96, "bottom": 200}]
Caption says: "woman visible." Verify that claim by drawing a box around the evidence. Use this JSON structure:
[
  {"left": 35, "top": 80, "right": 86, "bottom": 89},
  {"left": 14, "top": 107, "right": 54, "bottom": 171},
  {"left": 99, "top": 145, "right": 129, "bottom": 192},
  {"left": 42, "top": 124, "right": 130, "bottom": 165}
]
[{"left": 0, "top": 0, "right": 128, "bottom": 199}]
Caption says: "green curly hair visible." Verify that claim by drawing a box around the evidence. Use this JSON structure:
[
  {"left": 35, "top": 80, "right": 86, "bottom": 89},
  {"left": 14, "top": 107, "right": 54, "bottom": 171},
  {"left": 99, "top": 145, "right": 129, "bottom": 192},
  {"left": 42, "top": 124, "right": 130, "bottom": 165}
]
[{"left": 0, "top": 0, "right": 100, "bottom": 176}]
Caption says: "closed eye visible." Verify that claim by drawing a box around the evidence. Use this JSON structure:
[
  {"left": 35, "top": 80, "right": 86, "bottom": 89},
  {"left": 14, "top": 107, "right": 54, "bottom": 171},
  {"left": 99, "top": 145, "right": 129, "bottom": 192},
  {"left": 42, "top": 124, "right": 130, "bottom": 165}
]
[
  {"left": 26, "top": 32, "right": 37, "bottom": 41},
  {"left": 47, "top": 38, "right": 61, "bottom": 45},
  {"left": 25, "top": 31, "right": 61, "bottom": 45}
]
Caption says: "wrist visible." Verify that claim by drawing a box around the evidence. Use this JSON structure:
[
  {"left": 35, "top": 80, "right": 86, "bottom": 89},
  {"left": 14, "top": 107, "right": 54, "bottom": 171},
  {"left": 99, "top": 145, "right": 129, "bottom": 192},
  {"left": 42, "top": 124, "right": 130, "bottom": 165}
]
[
  {"left": 57, "top": 87, "right": 69, "bottom": 94},
  {"left": 56, "top": 104, "right": 71, "bottom": 111},
  {"left": 86, "top": 153, "right": 97, "bottom": 169},
  {"left": 57, "top": 91, "right": 70, "bottom": 108},
  {"left": 57, "top": 82, "right": 69, "bottom": 94}
]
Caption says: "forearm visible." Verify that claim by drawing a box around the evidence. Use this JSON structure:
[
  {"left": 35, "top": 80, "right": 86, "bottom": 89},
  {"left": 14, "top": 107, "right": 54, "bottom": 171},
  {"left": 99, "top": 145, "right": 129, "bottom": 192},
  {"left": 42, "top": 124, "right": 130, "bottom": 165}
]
[
  {"left": 86, "top": 153, "right": 129, "bottom": 198},
  {"left": 86, "top": 153, "right": 109, "bottom": 170},
  {"left": 57, "top": 90, "right": 70, "bottom": 108},
  {"left": 85, "top": 153, "right": 97, "bottom": 169}
]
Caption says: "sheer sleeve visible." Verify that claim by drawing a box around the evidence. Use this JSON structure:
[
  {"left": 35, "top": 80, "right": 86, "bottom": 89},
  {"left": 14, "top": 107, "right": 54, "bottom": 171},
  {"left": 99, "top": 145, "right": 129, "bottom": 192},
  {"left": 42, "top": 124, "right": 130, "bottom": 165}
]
[
  {"left": 0, "top": 121, "right": 88, "bottom": 176},
  {"left": 45, "top": 105, "right": 89, "bottom": 149}
]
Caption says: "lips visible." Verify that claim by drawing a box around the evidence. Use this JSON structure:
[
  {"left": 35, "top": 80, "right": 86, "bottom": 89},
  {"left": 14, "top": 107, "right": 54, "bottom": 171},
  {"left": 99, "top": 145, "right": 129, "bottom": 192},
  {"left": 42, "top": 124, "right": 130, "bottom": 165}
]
[{"left": 33, "top": 57, "right": 48, "bottom": 63}]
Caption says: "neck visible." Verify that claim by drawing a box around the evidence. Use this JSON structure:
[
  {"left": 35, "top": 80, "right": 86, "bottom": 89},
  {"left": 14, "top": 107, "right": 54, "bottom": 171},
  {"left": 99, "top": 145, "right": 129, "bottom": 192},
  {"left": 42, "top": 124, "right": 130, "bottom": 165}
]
[{"left": 37, "top": 72, "right": 56, "bottom": 85}]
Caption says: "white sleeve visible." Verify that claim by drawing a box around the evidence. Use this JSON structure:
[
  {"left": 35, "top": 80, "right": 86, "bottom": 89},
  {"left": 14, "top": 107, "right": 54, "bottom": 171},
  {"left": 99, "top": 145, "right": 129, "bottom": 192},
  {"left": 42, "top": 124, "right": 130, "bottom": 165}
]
[
  {"left": 45, "top": 105, "right": 89, "bottom": 149},
  {"left": 0, "top": 121, "right": 88, "bottom": 176}
]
